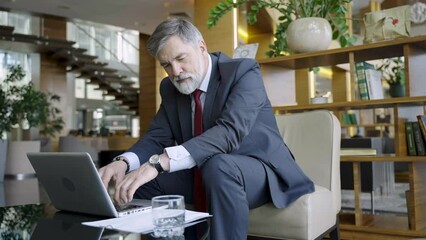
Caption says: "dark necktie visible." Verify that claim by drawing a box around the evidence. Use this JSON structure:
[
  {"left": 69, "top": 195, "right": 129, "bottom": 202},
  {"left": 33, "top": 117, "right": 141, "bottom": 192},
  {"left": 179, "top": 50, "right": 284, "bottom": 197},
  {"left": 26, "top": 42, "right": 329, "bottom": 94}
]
[{"left": 193, "top": 89, "right": 207, "bottom": 212}]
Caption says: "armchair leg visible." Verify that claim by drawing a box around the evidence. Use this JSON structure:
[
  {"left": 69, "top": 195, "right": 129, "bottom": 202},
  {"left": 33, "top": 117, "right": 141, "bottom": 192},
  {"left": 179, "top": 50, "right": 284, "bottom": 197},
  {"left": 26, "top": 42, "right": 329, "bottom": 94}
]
[
  {"left": 329, "top": 224, "right": 340, "bottom": 240},
  {"left": 328, "top": 215, "right": 340, "bottom": 240},
  {"left": 315, "top": 215, "right": 340, "bottom": 240}
]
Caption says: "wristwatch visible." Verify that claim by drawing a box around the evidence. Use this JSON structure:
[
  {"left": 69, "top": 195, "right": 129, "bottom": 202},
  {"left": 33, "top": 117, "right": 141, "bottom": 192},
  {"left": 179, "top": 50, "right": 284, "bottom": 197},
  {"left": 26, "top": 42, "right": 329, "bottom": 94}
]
[
  {"left": 113, "top": 156, "right": 130, "bottom": 174},
  {"left": 148, "top": 154, "right": 165, "bottom": 173}
]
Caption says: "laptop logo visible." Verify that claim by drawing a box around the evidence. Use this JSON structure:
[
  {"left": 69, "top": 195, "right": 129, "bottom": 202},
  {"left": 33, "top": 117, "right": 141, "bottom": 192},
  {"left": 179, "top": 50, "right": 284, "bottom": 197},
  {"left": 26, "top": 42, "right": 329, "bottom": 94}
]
[{"left": 62, "top": 177, "right": 76, "bottom": 192}]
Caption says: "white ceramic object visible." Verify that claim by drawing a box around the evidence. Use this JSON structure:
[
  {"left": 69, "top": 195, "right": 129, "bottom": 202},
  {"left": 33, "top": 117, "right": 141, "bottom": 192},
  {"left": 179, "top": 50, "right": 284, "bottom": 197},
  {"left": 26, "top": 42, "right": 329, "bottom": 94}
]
[
  {"left": 286, "top": 17, "right": 332, "bottom": 53},
  {"left": 310, "top": 97, "right": 328, "bottom": 104}
]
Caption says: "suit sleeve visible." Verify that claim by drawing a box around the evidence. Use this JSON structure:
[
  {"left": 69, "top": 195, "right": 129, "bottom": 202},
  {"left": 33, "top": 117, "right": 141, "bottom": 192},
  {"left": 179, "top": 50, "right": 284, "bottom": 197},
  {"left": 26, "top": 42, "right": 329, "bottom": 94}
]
[{"left": 127, "top": 90, "right": 176, "bottom": 165}]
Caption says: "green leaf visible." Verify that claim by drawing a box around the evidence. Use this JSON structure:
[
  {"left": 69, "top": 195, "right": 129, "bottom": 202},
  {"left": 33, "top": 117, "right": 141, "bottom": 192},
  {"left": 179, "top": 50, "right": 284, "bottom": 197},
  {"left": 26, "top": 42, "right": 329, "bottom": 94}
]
[
  {"left": 339, "top": 35, "right": 348, "bottom": 47},
  {"left": 332, "top": 30, "right": 339, "bottom": 39},
  {"left": 220, "top": 2, "right": 229, "bottom": 9}
]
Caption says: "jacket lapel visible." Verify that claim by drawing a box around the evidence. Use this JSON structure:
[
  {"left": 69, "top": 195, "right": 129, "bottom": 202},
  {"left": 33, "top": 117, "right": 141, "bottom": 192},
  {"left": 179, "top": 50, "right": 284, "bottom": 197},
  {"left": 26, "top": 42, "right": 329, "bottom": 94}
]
[
  {"left": 177, "top": 93, "right": 192, "bottom": 142},
  {"left": 203, "top": 54, "right": 220, "bottom": 130}
]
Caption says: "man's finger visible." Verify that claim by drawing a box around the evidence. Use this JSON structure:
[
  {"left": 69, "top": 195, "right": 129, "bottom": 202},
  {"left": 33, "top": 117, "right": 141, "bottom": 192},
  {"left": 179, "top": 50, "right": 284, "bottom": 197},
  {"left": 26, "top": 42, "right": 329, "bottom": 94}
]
[{"left": 99, "top": 167, "right": 113, "bottom": 190}]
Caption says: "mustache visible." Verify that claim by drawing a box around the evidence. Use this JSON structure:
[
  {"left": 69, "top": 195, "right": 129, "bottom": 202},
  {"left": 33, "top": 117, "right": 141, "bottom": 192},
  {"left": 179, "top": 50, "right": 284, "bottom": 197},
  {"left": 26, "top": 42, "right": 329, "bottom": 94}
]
[{"left": 173, "top": 73, "right": 193, "bottom": 82}]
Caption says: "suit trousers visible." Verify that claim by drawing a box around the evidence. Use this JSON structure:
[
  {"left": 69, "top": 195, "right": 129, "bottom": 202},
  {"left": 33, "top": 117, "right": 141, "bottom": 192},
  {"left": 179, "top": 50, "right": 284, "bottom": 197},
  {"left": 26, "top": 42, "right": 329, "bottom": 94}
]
[{"left": 134, "top": 154, "right": 271, "bottom": 240}]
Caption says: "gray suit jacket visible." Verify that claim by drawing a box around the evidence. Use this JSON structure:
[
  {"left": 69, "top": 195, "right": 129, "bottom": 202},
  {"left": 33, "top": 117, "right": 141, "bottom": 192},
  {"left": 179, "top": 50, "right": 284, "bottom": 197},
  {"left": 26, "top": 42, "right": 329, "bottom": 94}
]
[{"left": 129, "top": 52, "right": 314, "bottom": 208}]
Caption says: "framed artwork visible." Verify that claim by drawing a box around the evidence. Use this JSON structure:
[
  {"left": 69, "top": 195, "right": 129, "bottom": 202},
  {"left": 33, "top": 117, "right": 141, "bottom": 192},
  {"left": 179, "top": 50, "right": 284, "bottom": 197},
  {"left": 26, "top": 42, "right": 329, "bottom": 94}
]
[{"left": 233, "top": 43, "right": 259, "bottom": 59}]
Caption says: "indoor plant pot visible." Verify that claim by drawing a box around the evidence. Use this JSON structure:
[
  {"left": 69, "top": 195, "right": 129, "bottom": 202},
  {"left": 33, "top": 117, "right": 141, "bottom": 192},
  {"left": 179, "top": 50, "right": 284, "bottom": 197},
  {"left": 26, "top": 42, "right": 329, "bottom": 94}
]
[
  {"left": 0, "top": 65, "right": 64, "bottom": 179},
  {"left": 208, "top": 0, "right": 356, "bottom": 57},
  {"left": 5, "top": 141, "right": 40, "bottom": 179},
  {"left": 377, "top": 57, "right": 405, "bottom": 98},
  {"left": 389, "top": 83, "right": 405, "bottom": 97},
  {"left": 286, "top": 17, "right": 332, "bottom": 53}
]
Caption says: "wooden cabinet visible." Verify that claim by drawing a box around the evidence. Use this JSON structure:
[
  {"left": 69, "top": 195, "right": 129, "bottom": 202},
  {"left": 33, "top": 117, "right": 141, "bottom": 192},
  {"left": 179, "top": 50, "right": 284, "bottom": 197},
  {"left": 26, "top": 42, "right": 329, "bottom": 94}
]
[{"left": 259, "top": 36, "right": 426, "bottom": 239}]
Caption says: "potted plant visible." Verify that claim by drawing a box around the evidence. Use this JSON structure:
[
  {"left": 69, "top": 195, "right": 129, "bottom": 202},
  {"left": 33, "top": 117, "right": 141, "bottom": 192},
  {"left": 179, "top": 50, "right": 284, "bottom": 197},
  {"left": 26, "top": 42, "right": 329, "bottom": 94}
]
[
  {"left": 208, "top": 0, "right": 357, "bottom": 57},
  {"left": 0, "top": 65, "right": 64, "bottom": 179},
  {"left": 376, "top": 57, "right": 405, "bottom": 97},
  {"left": 0, "top": 204, "right": 44, "bottom": 239},
  {"left": 1, "top": 65, "right": 64, "bottom": 139}
]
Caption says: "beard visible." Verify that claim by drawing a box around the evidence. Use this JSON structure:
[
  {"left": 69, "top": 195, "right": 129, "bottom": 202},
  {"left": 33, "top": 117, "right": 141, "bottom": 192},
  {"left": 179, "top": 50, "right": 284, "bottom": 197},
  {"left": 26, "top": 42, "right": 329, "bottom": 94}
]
[
  {"left": 171, "top": 72, "right": 202, "bottom": 95},
  {"left": 170, "top": 54, "right": 206, "bottom": 95}
]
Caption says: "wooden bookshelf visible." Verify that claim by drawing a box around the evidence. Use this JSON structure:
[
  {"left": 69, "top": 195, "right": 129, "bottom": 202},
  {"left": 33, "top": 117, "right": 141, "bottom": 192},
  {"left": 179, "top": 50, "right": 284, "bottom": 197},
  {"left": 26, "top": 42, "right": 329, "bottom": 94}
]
[
  {"left": 273, "top": 96, "right": 426, "bottom": 113},
  {"left": 260, "top": 36, "right": 426, "bottom": 239},
  {"left": 340, "top": 213, "right": 426, "bottom": 240}
]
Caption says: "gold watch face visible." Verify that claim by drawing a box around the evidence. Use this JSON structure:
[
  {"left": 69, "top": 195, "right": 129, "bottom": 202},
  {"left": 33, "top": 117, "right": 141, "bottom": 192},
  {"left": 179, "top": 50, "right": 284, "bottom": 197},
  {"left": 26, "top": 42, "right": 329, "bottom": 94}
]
[{"left": 149, "top": 154, "right": 160, "bottom": 164}]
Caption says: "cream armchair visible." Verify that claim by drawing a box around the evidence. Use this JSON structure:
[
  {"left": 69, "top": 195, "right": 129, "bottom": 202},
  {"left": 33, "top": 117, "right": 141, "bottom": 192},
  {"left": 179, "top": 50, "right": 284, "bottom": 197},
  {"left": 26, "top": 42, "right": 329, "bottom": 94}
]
[{"left": 249, "top": 110, "right": 341, "bottom": 240}]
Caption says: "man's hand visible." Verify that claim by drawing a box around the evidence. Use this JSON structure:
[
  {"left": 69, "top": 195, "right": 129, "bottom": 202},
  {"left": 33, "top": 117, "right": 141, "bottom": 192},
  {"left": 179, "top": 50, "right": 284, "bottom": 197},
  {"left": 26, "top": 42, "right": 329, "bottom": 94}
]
[
  {"left": 99, "top": 160, "right": 128, "bottom": 190},
  {"left": 114, "top": 162, "right": 159, "bottom": 204}
]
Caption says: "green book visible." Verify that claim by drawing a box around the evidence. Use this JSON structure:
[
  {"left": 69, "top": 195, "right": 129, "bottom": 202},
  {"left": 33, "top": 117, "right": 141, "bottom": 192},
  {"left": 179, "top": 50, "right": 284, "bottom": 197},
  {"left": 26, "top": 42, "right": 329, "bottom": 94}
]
[
  {"left": 349, "top": 113, "right": 357, "bottom": 125},
  {"left": 412, "top": 121, "right": 426, "bottom": 155},
  {"left": 342, "top": 113, "right": 352, "bottom": 125},
  {"left": 355, "top": 62, "right": 370, "bottom": 100},
  {"left": 405, "top": 121, "right": 417, "bottom": 156}
]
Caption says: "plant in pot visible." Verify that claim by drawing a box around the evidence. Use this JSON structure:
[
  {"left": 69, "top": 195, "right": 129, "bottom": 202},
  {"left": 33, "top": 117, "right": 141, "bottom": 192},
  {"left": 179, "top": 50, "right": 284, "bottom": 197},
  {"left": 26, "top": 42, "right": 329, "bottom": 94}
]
[
  {"left": 0, "top": 204, "right": 44, "bottom": 239},
  {"left": 0, "top": 65, "right": 64, "bottom": 179},
  {"left": 376, "top": 57, "right": 405, "bottom": 97},
  {"left": 208, "top": 0, "right": 357, "bottom": 57}
]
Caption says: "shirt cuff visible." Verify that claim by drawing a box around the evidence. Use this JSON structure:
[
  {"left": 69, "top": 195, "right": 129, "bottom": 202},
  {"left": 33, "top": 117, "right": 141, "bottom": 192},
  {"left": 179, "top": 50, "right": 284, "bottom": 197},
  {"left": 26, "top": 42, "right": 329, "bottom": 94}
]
[
  {"left": 165, "top": 145, "right": 196, "bottom": 172},
  {"left": 119, "top": 152, "right": 140, "bottom": 172}
]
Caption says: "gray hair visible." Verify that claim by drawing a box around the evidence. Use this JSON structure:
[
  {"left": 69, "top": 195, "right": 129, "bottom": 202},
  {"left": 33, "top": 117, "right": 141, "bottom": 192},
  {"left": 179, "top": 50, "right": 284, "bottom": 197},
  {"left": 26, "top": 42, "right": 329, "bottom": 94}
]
[{"left": 147, "top": 18, "right": 204, "bottom": 57}]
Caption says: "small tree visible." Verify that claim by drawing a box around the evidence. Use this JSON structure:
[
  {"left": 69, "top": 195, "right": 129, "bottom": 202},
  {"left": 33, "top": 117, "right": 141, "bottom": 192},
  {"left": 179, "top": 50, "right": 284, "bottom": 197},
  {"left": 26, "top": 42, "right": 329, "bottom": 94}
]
[{"left": 0, "top": 65, "right": 64, "bottom": 139}]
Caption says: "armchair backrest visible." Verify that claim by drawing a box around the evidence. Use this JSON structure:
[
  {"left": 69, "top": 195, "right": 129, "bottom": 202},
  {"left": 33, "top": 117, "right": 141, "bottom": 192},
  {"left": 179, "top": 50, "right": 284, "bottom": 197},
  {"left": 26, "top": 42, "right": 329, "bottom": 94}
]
[
  {"left": 58, "top": 135, "right": 99, "bottom": 162},
  {"left": 276, "top": 110, "right": 341, "bottom": 213}
]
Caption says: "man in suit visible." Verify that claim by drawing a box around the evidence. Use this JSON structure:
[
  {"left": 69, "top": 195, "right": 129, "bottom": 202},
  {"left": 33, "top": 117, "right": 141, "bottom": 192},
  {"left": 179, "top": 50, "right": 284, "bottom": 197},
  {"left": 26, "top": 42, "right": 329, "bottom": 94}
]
[{"left": 100, "top": 18, "right": 314, "bottom": 240}]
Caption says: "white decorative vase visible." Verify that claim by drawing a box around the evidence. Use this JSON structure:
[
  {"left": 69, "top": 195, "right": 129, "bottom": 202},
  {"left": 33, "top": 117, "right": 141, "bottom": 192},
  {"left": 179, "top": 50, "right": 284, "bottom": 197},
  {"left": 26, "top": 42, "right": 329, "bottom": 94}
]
[{"left": 286, "top": 17, "right": 332, "bottom": 53}]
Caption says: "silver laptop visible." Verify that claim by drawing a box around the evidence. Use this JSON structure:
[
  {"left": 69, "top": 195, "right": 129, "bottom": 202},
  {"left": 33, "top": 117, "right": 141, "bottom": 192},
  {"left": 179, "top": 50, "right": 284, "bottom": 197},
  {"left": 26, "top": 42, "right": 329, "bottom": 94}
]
[{"left": 27, "top": 152, "right": 151, "bottom": 217}]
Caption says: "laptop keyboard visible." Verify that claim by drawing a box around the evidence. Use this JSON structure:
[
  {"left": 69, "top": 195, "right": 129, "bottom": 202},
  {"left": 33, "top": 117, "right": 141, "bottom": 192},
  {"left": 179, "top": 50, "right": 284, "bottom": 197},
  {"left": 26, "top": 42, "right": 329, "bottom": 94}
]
[{"left": 114, "top": 203, "right": 141, "bottom": 212}]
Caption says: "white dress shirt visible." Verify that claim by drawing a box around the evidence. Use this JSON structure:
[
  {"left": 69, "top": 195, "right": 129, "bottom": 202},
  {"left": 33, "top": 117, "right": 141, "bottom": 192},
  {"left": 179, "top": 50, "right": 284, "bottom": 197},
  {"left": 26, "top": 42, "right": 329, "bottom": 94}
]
[{"left": 122, "top": 55, "right": 212, "bottom": 173}]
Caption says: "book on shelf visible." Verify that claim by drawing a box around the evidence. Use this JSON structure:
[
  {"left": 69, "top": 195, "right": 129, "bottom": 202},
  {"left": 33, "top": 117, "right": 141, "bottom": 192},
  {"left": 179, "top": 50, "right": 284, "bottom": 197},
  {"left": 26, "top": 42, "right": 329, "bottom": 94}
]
[
  {"left": 342, "top": 113, "right": 357, "bottom": 125},
  {"left": 412, "top": 121, "right": 426, "bottom": 155},
  {"left": 340, "top": 148, "right": 377, "bottom": 156},
  {"left": 340, "top": 138, "right": 383, "bottom": 156},
  {"left": 365, "top": 67, "right": 384, "bottom": 100},
  {"left": 417, "top": 115, "right": 426, "bottom": 144},
  {"left": 355, "top": 61, "right": 384, "bottom": 100},
  {"left": 405, "top": 121, "right": 417, "bottom": 156},
  {"left": 355, "top": 62, "right": 370, "bottom": 100}
]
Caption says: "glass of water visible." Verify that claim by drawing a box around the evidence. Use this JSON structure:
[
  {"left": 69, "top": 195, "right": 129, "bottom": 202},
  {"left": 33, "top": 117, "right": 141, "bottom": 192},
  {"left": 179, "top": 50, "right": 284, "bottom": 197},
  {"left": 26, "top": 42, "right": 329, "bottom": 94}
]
[{"left": 152, "top": 195, "right": 185, "bottom": 238}]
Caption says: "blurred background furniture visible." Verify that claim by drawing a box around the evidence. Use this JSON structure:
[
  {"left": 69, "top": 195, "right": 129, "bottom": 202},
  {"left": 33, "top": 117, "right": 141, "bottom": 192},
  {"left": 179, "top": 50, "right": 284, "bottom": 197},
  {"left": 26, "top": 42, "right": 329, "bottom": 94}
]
[
  {"left": 340, "top": 137, "right": 396, "bottom": 214},
  {"left": 58, "top": 136, "right": 99, "bottom": 165}
]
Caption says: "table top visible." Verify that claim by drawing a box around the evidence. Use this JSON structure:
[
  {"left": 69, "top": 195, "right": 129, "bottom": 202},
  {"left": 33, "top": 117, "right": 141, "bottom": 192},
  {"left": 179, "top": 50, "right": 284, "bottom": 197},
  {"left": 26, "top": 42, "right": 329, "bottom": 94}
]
[
  {"left": 0, "top": 203, "right": 209, "bottom": 240},
  {"left": 0, "top": 179, "right": 209, "bottom": 239}
]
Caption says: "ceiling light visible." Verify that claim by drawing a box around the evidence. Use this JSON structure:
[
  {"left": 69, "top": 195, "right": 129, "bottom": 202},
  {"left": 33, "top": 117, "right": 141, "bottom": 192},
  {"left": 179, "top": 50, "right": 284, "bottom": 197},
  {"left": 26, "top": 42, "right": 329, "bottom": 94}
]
[{"left": 57, "top": 5, "right": 71, "bottom": 10}]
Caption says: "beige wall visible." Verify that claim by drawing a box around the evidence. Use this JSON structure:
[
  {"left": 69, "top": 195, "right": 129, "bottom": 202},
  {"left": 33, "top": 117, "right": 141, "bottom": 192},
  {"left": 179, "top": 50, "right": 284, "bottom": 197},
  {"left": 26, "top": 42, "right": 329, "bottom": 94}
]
[{"left": 194, "top": 0, "right": 235, "bottom": 56}]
